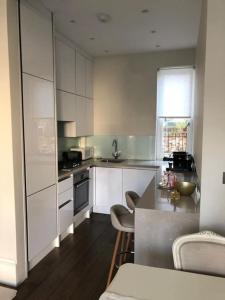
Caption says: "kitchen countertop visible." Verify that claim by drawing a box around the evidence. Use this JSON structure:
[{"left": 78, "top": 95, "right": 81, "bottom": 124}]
[
  {"left": 137, "top": 161, "right": 199, "bottom": 214},
  {"left": 58, "top": 158, "right": 199, "bottom": 213},
  {"left": 58, "top": 158, "right": 160, "bottom": 181}
]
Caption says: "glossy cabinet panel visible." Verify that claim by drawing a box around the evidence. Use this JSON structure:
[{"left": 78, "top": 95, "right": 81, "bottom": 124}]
[
  {"left": 27, "top": 185, "right": 57, "bottom": 261},
  {"left": 75, "top": 52, "right": 86, "bottom": 96},
  {"left": 86, "top": 59, "right": 93, "bottom": 98},
  {"left": 57, "top": 90, "right": 76, "bottom": 121},
  {"left": 95, "top": 167, "right": 122, "bottom": 214},
  {"left": 20, "top": 2, "right": 53, "bottom": 81},
  {"left": 122, "top": 169, "right": 155, "bottom": 208},
  {"left": 75, "top": 96, "right": 94, "bottom": 136},
  {"left": 23, "top": 74, "right": 56, "bottom": 196},
  {"left": 55, "top": 39, "right": 76, "bottom": 93}
]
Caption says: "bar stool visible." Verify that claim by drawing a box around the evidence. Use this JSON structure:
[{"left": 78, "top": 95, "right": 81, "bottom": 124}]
[
  {"left": 125, "top": 191, "right": 140, "bottom": 212},
  {"left": 107, "top": 204, "right": 134, "bottom": 287}
]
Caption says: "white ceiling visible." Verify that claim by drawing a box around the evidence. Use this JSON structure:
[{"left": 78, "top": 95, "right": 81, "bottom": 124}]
[{"left": 41, "top": 0, "right": 202, "bottom": 57}]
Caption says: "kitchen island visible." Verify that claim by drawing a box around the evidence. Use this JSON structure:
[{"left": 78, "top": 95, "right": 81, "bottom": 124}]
[{"left": 135, "top": 170, "right": 199, "bottom": 269}]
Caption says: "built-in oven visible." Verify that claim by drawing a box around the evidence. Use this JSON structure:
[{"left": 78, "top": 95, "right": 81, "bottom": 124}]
[{"left": 73, "top": 169, "right": 89, "bottom": 215}]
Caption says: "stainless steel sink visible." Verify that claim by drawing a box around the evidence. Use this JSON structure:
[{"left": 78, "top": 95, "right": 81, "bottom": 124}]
[{"left": 101, "top": 158, "right": 126, "bottom": 163}]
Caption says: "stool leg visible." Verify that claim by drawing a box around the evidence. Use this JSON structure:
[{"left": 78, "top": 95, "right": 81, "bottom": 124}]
[
  {"left": 107, "top": 230, "right": 122, "bottom": 287},
  {"left": 123, "top": 232, "right": 132, "bottom": 263},
  {"left": 119, "top": 232, "right": 126, "bottom": 266}
]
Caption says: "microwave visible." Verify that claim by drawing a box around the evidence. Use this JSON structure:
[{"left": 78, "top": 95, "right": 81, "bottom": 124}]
[{"left": 70, "top": 147, "right": 94, "bottom": 160}]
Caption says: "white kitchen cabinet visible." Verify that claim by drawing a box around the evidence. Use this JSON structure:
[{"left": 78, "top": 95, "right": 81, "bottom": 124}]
[
  {"left": 27, "top": 185, "right": 57, "bottom": 261},
  {"left": 57, "top": 90, "right": 76, "bottom": 121},
  {"left": 55, "top": 39, "right": 76, "bottom": 93},
  {"left": 86, "top": 59, "right": 93, "bottom": 98},
  {"left": 20, "top": 2, "right": 53, "bottom": 81},
  {"left": 58, "top": 177, "right": 73, "bottom": 235},
  {"left": 122, "top": 169, "right": 155, "bottom": 207},
  {"left": 75, "top": 96, "right": 94, "bottom": 136},
  {"left": 23, "top": 73, "right": 56, "bottom": 196},
  {"left": 94, "top": 167, "right": 123, "bottom": 214},
  {"left": 86, "top": 99, "right": 94, "bottom": 135},
  {"left": 75, "top": 52, "right": 86, "bottom": 96}
]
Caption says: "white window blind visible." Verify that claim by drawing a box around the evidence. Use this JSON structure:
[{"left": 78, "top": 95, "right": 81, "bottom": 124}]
[{"left": 157, "top": 67, "right": 194, "bottom": 117}]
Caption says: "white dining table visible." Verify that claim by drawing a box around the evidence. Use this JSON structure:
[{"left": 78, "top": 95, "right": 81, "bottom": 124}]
[{"left": 100, "top": 263, "right": 225, "bottom": 300}]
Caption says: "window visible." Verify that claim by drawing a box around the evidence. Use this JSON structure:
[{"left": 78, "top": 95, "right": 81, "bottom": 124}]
[{"left": 156, "top": 67, "right": 194, "bottom": 159}]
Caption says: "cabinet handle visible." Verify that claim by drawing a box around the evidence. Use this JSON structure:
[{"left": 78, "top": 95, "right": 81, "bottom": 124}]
[
  {"left": 75, "top": 179, "right": 90, "bottom": 188},
  {"left": 59, "top": 199, "right": 72, "bottom": 209}
]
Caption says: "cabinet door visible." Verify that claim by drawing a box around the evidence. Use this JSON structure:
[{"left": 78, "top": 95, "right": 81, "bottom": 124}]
[
  {"left": 20, "top": 2, "right": 53, "bottom": 81},
  {"left": 86, "top": 99, "right": 94, "bottom": 136},
  {"left": 27, "top": 185, "right": 57, "bottom": 261},
  {"left": 86, "top": 59, "right": 93, "bottom": 98},
  {"left": 75, "top": 95, "right": 87, "bottom": 136},
  {"left": 75, "top": 52, "right": 86, "bottom": 96},
  {"left": 122, "top": 169, "right": 155, "bottom": 207},
  {"left": 95, "top": 167, "right": 122, "bottom": 214},
  {"left": 55, "top": 39, "right": 75, "bottom": 93},
  {"left": 57, "top": 90, "right": 76, "bottom": 121},
  {"left": 58, "top": 187, "right": 73, "bottom": 234},
  {"left": 23, "top": 74, "right": 56, "bottom": 196}
]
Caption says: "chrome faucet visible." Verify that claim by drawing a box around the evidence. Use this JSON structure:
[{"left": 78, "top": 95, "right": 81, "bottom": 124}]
[{"left": 112, "top": 139, "right": 121, "bottom": 159}]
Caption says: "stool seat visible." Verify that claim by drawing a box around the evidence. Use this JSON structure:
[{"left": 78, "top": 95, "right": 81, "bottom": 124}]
[
  {"left": 110, "top": 205, "right": 134, "bottom": 233},
  {"left": 125, "top": 191, "right": 140, "bottom": 211}
]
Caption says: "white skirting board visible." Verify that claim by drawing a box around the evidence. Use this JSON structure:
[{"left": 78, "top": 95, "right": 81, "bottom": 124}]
[{"left": 0, "top": 259, "right": 17, "bottom": 287}]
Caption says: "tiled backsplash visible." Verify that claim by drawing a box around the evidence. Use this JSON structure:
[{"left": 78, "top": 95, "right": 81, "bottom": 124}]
[{"left": 58, "top": 135, "right": 155, "bottom": 161}]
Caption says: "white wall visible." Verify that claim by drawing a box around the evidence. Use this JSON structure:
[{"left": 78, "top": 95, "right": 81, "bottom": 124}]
[
  {"left": 199, "top": 0, "right": 225, "bottom": 234},
  {"left": 94, "top": 49, "right": 195, "bottom": 136},
  {"left": 194, "top": 0, "right": 225, "bottom": 234},
  {"left": 0, "top": 0, "right": 27, "bottom": 285},
  {"left": 193, "top": 0, "right": 207, "bottom": 180}
]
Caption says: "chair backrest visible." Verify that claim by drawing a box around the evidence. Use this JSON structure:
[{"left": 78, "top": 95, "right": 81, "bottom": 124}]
[
  {"left": 125, "top": 191, "right": 140, "bottom": 211},
  {"left": 173, "top": 231, "right": 225, "bottom": 276},
  {"left": 110, "top": 204, "right": 130, "bottom": 231}
]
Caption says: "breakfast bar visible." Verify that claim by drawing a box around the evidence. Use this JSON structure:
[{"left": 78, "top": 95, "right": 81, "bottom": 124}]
[{"left": 135, "top": 171, "right": 200, "bottom": 268}]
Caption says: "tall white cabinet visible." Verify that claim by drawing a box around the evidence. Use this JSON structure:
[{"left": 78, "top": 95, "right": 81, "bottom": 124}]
[{"left": 20, "top": 1, "right": 57, "bottom": 266}]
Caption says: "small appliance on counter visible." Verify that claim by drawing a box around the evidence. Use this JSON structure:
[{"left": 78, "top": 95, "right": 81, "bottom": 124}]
[
  {"left": 165, "top": 152, "right": 194, "bottom": 172},
  {"left": 70, "top": 147, "right": 94, "bottom": 160},
  {"left": 59, "top": 151, "right": 82, "bottom": 171}
]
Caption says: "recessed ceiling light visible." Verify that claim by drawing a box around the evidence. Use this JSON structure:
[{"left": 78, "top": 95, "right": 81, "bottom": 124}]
[
  {"left": 156, "top": 44, "right": 160, "bottom": 48},
  {"left": 141, "top": 9, "right": 149, "bottom": 13},
  {"left": 96, "top": 13, "right": 111, "bottom": 23},
  {"left": 69, "top": 19, "right": 76, "bottom": 24},
  {"left": 151, "top": 30, "right": 156, "bottom": 34}
]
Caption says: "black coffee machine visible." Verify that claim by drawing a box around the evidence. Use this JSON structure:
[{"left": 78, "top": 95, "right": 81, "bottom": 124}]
[{"left": 167, "top": 152, "right": 194, "bottom": 172}]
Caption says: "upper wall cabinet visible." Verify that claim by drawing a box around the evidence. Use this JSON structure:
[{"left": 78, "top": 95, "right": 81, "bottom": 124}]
[
  {"left": 75, "top": 52, "right": 86, "bottom": 97},
  {"left": 57, "top": 90, "right": 76, "bottom": 121},
  {"left": 55, "top": 39, "right": 76, "bottom": 93},
  {"left": 20, "top": 2, "right": 53, "bottom": 81},
  {"left": 86, "top": 59, "right": 94, "bottom": 99}
]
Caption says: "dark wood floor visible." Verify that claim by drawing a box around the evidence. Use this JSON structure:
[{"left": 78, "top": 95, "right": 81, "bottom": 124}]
[{"left": 15, "top": 213, "right": 116, "bottom": 300}]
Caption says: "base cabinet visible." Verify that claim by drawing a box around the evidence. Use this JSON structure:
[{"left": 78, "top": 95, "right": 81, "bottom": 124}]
[
  {"left": 122, "top": 169, "right": 156, "bottom": 208},
  {"left": 58, "top": 177, "right": 74, "bottom": 235},
  {"left": 27, "top": 185, "right": 57, "bottom": 261},
  {"left": 94, "top": 167, "right": 123, "bottom": 214},
  {"left": 93, "top": 167, "right": 156, "bottom": 214}
]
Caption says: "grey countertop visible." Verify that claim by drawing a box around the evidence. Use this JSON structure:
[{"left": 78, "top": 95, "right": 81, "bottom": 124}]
[
  {"left": 137, "top": 169, "right": 199, "bottom": 214},
  {"left": 58, "top": 158, "right": 160, "bottom": 181}
]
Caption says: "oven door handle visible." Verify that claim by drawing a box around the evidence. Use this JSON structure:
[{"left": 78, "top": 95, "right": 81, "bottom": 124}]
[{"left": 75, "top": 178, "right": 90, "bottom": 188}]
